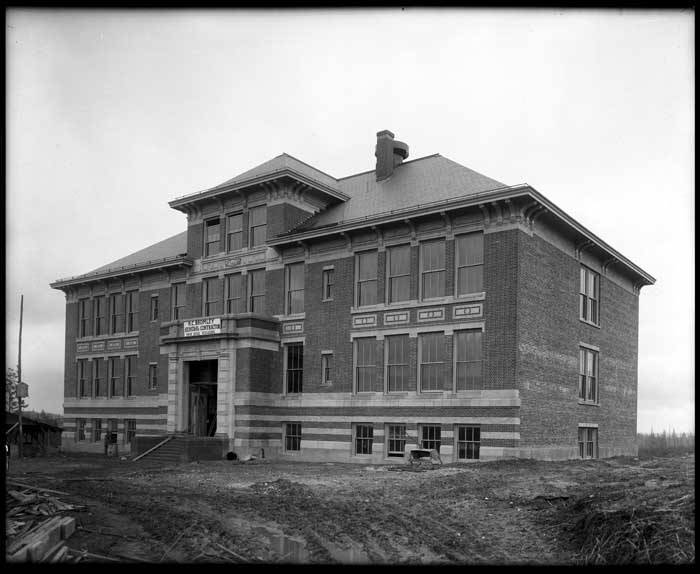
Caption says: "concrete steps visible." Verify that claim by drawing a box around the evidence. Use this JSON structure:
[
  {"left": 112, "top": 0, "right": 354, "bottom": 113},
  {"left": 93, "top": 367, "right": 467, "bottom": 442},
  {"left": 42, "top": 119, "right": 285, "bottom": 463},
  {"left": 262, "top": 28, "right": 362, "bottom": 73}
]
[{"left": 136, "top": 436, "right": 186, "bottom": 465}]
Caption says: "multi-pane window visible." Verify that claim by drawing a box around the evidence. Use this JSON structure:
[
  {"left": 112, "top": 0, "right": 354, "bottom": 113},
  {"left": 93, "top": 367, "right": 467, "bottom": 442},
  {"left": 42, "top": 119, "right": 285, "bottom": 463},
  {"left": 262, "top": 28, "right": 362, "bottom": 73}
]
[
  {"left": 248, "top": 206, "right": 267, "bottom": 247},
  {"left": 125, "top": 291, "right": 138, "bottom": 332},
  {"left": 455, "top": 330, "right": 483, "bottom": 391},
  {"left": 78, "top": 359, "right": 90, "bottom": 397},
  {"left": 203, "top": 277, "right": 221, "bottom": 317},
  {"left": 355, "top": 251, "right": 378, "bottom": 307},
  {"left": 578, "top": 427, "right": 598, "bottom": 459},
  {"left": 205, "top": 218, "right": 221, "bottom": 257},
  {"left": 125, "top": 356, "right": 136, "bottom": 397},
  {"left": 93, "top": 358, "right": 104, "bottom": 397},
  {"left": 150, "top": 295, "right": 159, "bottom": 321},
  {"left": 109, "top": 293, "right": 124, "bottom": 334},
  {"left": 457, "top": 426, "right": 480, "bottom": 460},
  {"left": 387, "top": 245, "right": 411, "bottom": 303},
  {"left": 148, "top": 363, "right": 158, "bottom": 390},
  {"left": 421, "top": 240, "right": 446, "bottom": 300},
  {"left": 355, "top": 338, "right": 377, "bottom": 393},
  {"left": 580, "top": 267, "right": 600, "bottom": 325},
  {"left": 386, "top": 335, "right": 409, "bottom": 392},
  {"left": 286, "top": 343, "right": 303, "bottom": 394},
  {"left": 227, "top": 213, "right": 243, "bottom": 252},
  {"left": 420, "top": 332, "right": 444, "bottom": 392},
  {"left": 248, "top": 269, "right": 266, "bottom": 313},
  {"left": 125, "top": 419, "right": 136, "bottom": 445},
  {"left": 354, "top": 424, "right": 373, "bottom": 455},
  {"left": 322, "top": 268, "right": 334, "bottom": 300},
  {"left": 225, "top": 274, "right": 245, "bottom": 314},
  {"left": 93, "top": 419, "right": 102, "bottom": 442},
  {"left": 78, "top": 299, "right": 91, "bottom": 338},
  {"left": 171, "top": 283, "right": 186, "bottom": 320},
  {"left": 109, "top": 357, "right": 122, "bottom": 398},
  {"left": 76, "top": 419, "right": 86, "bottom": 442},
  {"left": 322, "top": 354, "right": 333, "bottom": 385},
  {"left": 286, "top": 263, "right": 305, "bottom": 315},
  {"left": 579, "top": 347, "right": 599, "bottom": 403},
  {"left": 421, "top": 425, "right": 441, "bottom": 452},
  {"left": 284, "top": 423, "right": 302, "bottom": 452},
  {"left": 456, "top": 233, "right": 484, "bottom": 295},
  {"left": 93, "top": 296, "right": 105, "bottom": 336},
  {"left": 386, "top": 424, "right": 407, "bottom": 458}
]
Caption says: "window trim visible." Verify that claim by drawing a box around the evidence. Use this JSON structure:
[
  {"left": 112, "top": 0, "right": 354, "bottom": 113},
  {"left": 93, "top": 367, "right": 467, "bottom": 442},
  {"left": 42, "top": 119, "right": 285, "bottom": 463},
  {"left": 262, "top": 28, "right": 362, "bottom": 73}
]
[
  {"left": 322, "top": 267, "right": 335, "bottom": 301},
  {"left": 455, "top": 232, "right": 484, "bottom": 297},
  {"left": 386, "top": 244, "right": 411, "bottom": 304},
  {"left": 419, "top": 239, "right": 446, "bottom": 301},
  {"left": 355, "top": 250, "right": 378, "bottom": 308},
  {"left": 204, "top": 217, "right": 221, "bottom": 257},
  {"left": 353, "top": 423, "right": 374, "bottom": 456},
  {"left": 418, "top": 331, "right": 445, "bottom": 393},
  {"left": 579, "top": 266, "right": 600, "bottom": 326},
  {"left": 385, "top": 334, "right": 410, "bottom": 393}
]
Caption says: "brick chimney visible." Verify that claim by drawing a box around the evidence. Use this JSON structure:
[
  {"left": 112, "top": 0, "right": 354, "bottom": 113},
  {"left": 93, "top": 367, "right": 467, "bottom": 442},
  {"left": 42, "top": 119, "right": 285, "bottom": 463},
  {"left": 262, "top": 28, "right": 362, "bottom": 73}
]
[{"left": 375, "top": 130, "right": 409, "bottom": 182}]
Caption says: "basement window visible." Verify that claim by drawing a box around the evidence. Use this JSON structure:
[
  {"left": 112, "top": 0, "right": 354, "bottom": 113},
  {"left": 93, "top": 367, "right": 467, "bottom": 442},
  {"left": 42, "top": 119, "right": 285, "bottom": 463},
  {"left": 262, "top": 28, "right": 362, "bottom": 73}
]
[
  {"left": 420, "top": 424, "right": 441, "bottom": 453},
  {"left": 93, "top": 419, "right": 102, "bottom": 442},
  {"left": 284, "top": 423, "right": 302, "bottom": 452},
  {"left": 456, "top": 425, "right": 480, "bottom": 460},
  {"left": 386, "top": 424, "right": 407, "bottom": 458},
  {"left": 354, "top": 424, "right": 373, "bottom": 455},
  {"left": 578, "top": 426, "right": 598, "bottom": 459}
]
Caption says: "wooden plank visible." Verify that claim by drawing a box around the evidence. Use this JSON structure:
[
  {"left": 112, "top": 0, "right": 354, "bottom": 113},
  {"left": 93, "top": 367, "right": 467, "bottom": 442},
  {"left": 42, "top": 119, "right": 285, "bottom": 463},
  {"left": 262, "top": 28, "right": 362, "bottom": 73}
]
[{"left": 6, "top": 480, "right": 71, "bottom": 496}]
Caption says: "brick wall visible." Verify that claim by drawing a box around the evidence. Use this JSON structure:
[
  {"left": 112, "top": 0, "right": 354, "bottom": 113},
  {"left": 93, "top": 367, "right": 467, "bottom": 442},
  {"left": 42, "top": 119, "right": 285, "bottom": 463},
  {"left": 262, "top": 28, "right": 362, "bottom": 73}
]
[
  {"left": 187, "top": 222, "right": 203, "bottom": 259},
  {"left": 236, "top": 347, "right": 282, "bottom": 393},
  {"left": 65, "top": 300, "right": 78, "bottom": 398}
]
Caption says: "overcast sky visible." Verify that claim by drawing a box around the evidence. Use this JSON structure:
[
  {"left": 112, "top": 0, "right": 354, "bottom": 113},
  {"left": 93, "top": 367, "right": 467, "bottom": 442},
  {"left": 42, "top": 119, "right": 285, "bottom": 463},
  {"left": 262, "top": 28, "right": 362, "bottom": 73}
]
[{"left": 6, "top": 8, "right": 694, "bottom": 434}]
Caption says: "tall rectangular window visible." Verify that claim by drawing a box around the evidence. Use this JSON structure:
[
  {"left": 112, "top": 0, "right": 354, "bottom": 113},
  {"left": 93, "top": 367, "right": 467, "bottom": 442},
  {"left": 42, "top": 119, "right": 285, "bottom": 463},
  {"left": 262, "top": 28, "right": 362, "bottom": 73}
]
[
  {"left": 286, "top": 343, "right": 303, "bottom": 394},
  {"left": 386, "top": 424, "right": 407, "bottom": 458},
  {"left": 355, "top": 338, "right": 376, "bottom": 393},
  {"left": 78, "top": 299, "right": 91, "bottom": 338},
  {"left": 125, "top": 356, "right": 136, "bottom": 397},
  {"left": 109, "top": 357, "right": 122, "bottom": 398},
  {"left": 248, "top": 269, "right": 265, "bottom": 313},
  {"left": 455, "top": 330, "right": 483, "bottom": 391},
  {"left": 109, "top": 293, "right": 124, "bottom": 334},
  {"left": 78, "top": 359, "right": 90, "bottom": 397},
  {"left": 578, "top": 427, "right": 598, "bottom": 459},
  {"left": 76, "top": 419, "right": 86, "bottom": 442},
  {"left": 203, "top": 277, "right": 221, "bottom": 317},
  {"left": 92, "top": 419, "right": 102, "bottom": 442},
  {"left": 205, "top": 218, "right": 221, "bottom": 257},
  {"left": 93, "top": 358, "right": 104, "bottom": 397},
  {"left": 322, "top": 268, "right": 334, "bottom": 300},
  {"left": 456, "top": 233, "right": 484, "bottom": 295},
  {"left": 248, "top": 206, "right": 267, "bottom": 247},
  {"left": 421, "top": 425, "right": 441, "bottom": 452},
  {"left": 284, "top": 423, "right": 302, "bottom": 452},
  {"left": 386, "top": 335, "right": 409, "bottom": 392},
  {"left": 171, "top": 283, "right": 186, "bottom": 320},
  {"left": 93, "top": 296, "right": 105, "bottom": 336},
  {"left": 387, "top": 245, "right": 411, "bottom": 303},
  {"left": 322, "top": 353, "right": 333, "bottom": 385},
  {"left": 225, "top": 273, "right": 244, "bottom": 314},
  {"left": 579, "top": 347, "right": 599, "bottom": 403},
  {"left": 227, "top": 213, "right": 243, "bottom": 252},
  {"left": 457, "top": 425, "right": 480, "bottom": 460},
  {"left": 148, "top": 363, "right": 158, "bottom": 390},
  {"left": 580, "top": 267, "right": 600, "bottom": 325},
  {"left": 420, "top": 332, "right": 444, "bottom": 392},
  {"left": 286, "top": 263, "right": 305, "bottom": 314},
  {"left": 150, "top": 295, "right": 159, "bottom": 322},
  {"left": 355, "top": 250, "right": 378, "bottom": 307},
  {"left": 354, "top": 424, "right": 373, "bottom": 455},
  {"left": 125, "top": 419, "right": 136, "bottom": 445},
  {"left": 421, "top": 240, "right": 446, "bottom": 300},
  {"left": 125, "top": 291, "right": 138, "bottom": 332}
]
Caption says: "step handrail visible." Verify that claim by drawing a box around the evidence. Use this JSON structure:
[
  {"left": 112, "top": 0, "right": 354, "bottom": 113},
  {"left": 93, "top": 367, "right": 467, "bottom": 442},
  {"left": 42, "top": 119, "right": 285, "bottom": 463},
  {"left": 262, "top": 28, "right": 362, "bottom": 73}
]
[{"left": 132, "top": 436, "right": 175, "bottom": 462}]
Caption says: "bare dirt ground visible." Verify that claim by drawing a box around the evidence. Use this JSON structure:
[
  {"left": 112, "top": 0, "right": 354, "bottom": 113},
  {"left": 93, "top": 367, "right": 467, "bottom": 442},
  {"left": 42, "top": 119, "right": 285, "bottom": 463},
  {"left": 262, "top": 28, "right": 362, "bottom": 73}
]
[{"left": 5, "top": 452, "right": 695, "bottom": 565}]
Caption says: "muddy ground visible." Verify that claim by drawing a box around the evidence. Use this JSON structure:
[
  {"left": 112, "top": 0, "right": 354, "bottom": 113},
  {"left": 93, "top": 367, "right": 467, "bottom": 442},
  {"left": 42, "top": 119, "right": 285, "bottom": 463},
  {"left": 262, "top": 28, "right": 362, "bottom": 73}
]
[{"left": 5, "top": 452, "right": 695, "bottom": 565}]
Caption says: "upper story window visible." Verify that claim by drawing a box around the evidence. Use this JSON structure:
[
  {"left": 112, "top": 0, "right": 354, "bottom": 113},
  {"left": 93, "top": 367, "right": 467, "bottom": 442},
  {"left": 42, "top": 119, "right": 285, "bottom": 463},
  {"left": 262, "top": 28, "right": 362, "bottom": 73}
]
[
  {"left": 171, "top": 283, "right": 186, "bottom": 320},
  {"left": 355, "top": 337, "right": 377, "bottom": 393},
  {"left": 93, "top": 296, "right": 105, "bottom": 336},
  {"left": 93, "top": 358, "right": 104, "bottom": 397},
  {"left": 248, "top": 206, "right": 267, "bottom": 247},
  {"left": 322, "top": 268, "right": 334, "bottom": 301},
  {"left": 419, "top": 332, "right": 444, "bottom": 392},
  {"left": 386, "top": 334, "right": 409, "bottom": 392},
  {"left": 580, "top": 267, "right": 600, "bottom": 325},
  {"left": 579, "top": 347, "right": 599, "bottom": 403},
  {"left": 227, "top": 213, "right": 243, "bottom": 252},
  {"left": 322, "top": 353, "right": 333, "bottom": 385},
  {"left": 125, "top": 355, "right": 136, "bottom": 397},
  {"left": 455, "top": 329, "right": 483, "bottom": 391},
  {"left": 150, "top": 295, "right": 159, "bottom": 322},
  {"left": 248, "top": 269, "right": 266, "bottom": 313},
  {"left": 225, "top": 273, "right": 245, "bottom": 314},
  {"left": 355, "top": 250, "right": 378, "bottom": 307},
  {"left": 125, "top": 291, "right": 138, "bottom": 332},
  {"left": 387, "top": 244, "right": 411, "bottom": 303},
  {"left": 285, "top": 342, "right": 303, "bottom": 394},
  {"left": 108, "top": 356, "right": 122, "bottom": 398},
  {"left": 456, "top": 232, "right": 484, "bottom": 295},
  {"left": 109, "top": 293, "right": 124, "bottom": 334},
  {"left": 78, "top": 359, "right": 90, "bottom": 397},
  {"left": 78, "top": 299, "right": 91, "bottom": 338},
  {"left": 420, "top": 240, "right": 445, "bottom": 300},
  {"left": 148, "top": 363, "right": 158, "bottom": 390},
  {"left": 204, "top": 219, "right": 221, "bottom": 257},
  {"left": 203, "top": 277, "right": 221, "bottom": 317},
  {"left": 285, "top": 263, "right": 305, "bottom": 315}
]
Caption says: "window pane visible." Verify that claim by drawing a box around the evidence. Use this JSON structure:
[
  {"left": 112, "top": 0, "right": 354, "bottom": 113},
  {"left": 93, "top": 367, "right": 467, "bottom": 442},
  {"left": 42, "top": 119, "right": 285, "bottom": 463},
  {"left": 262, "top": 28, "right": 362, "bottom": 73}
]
[
  {"left": 457, "top": 233, "right": 483, "bottom": 266},
  {"left": 358, "top": 251, "right": 378, "bottom": 280}
]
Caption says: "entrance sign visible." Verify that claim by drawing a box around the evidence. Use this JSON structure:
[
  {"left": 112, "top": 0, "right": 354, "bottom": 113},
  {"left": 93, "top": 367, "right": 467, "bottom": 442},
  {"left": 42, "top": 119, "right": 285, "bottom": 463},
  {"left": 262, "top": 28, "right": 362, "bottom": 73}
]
[{"left": 184, "top": 318, "right": 222, "bottom": 337}]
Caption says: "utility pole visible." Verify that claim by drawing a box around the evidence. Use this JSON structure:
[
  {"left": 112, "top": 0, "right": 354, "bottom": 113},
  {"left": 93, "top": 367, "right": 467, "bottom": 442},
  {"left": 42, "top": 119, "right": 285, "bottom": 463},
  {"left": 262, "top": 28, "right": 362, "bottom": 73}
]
[{"left": 18, "top": 294, "right": 24, "bottom": 459}]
